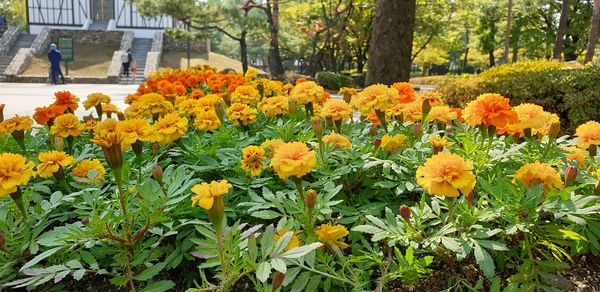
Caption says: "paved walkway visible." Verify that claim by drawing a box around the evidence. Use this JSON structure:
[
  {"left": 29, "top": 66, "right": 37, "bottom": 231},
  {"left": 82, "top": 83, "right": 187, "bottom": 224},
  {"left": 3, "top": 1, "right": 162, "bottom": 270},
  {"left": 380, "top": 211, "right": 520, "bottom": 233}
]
[{"left": 0, "top": 83, "right": 137, "bottom": 121}]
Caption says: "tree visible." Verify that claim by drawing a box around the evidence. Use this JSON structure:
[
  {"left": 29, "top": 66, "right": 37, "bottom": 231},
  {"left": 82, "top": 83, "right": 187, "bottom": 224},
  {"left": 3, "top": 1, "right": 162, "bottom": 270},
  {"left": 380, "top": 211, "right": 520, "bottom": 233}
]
[
  {"left": 245, "top": 0, "right": 285, "bottom": 79},
  {"left": 553, "top": 0, "right": 570, "bottom": 59},
  {"left": 503, "top": 0, "right": 513, "bottom": 63},
  {"left": 476, "top": 4, "right": 503, "bottom": 67},
  {"left": 585, "top": 0, "right": 600, "bottom": 63},
  {"left": 366, "top": 0, "right": 416, "bottom": 85}
]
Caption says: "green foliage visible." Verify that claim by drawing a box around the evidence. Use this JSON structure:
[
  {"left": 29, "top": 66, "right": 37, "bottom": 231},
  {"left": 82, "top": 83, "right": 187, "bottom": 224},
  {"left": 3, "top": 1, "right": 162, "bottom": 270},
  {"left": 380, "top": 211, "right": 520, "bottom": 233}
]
[{"left": 315, "top": 71, "right": 355, "bottom": 90}]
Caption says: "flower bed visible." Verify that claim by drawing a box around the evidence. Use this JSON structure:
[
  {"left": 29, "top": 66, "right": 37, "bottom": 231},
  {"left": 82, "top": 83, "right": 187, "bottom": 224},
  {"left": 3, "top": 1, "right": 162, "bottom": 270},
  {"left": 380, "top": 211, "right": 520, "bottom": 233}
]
[{"left": 1, "top": 66, "right": 600, "bottom": 290}]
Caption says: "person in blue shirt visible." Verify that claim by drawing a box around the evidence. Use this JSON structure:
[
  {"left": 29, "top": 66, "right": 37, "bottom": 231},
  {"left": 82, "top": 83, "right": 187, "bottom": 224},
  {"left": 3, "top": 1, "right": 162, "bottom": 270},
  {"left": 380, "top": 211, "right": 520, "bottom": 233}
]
[{"left": 48, "top": 43, "right": 65, "bottom": 84}]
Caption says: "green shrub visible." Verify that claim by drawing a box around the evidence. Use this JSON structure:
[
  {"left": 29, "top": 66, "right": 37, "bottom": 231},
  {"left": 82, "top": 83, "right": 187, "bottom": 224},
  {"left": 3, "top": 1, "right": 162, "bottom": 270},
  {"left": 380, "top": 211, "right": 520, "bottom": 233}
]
[
  {"left": 409, "top": 75, "right": 468, "bottom": 87},
  {"left": 315, "top": 71, "right": 355, "bottom": 90}
]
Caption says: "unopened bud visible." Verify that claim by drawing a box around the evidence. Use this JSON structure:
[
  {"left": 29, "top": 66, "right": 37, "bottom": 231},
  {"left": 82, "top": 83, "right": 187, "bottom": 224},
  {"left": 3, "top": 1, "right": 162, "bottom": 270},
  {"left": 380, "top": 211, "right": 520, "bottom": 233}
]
[
  {"left": 564, "top": 165, "right": 578, "bottom": 187},
  {"left": 466, "top": 191, "right": 475, "bottom": 205},
  {"left": 589, "top": 144, "right": 597, "bottom": 159},
  {"left": 152, "top": 143, "right": 160, "bottom": 154},
  {"left": 54, "top": 137, "right": 65, "bottom": 151},
  {"left": 595, "top": 181, "right": 600, "bottom": 196},
  {"left": 81, "top": 218, "right": 89, "bottom": 225},
  {"left": 311, "top": 117, "right": 323, "bottom": 138},
  {"left": 374, "top": 138, "right": 382, "bottom": 147},
  {"left": 214, "top": 101, "right": 226, "bottom": 123},
  {"left": 0, "top": 231, "right": 5, "bottom": 247},
  {"left": 326, "top": 116, "right": 334, "bottom": 128},
  {"left": 399, "top": 205, "right": 411, "bottom": 221},
  {"left": 305, "top": 189, "right": 317, "bottom": 209},
  {"left": 0, "top": 103, "right": 5, "bottom": 122},
  {"left": 272, "top": 272, "right": 285, "bottom": 292},
  {"left": 221, "top": 93, "right": 231, "bottom": 106},
  {"left": 369, "top": 127, "right": 377, "bottom": 135},
  {"left": 421, "top": 99, "right": 432, "bottom": 121},
  {"left": 152, "top": 164, "right": 163, "bottom": 183},
  {"left": 520, "top": 210, "right": 528, "bottom": 219},
  {"left": 548, "top": 121, "right": 560, "bottom": 139},
  {"left": 412, "top": 122, "right": 422, "bottom": 136}
]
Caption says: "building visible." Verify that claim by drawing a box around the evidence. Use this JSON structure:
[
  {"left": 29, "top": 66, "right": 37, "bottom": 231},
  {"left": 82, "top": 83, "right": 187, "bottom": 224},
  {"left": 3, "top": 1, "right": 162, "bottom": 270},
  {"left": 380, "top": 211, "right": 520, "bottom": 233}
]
[{"left": 26, "top": 0, "right": 177, "bottom": 38}]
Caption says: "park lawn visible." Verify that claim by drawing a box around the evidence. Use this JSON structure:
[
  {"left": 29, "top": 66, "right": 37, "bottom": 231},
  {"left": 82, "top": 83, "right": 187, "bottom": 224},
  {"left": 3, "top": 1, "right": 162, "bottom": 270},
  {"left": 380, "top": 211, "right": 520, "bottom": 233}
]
[
  {"left": 161, "top": 51, "right": 265, "bottom": 74},
  {"left": 21, "top": 45, "right": 115, "bottom": 77}
]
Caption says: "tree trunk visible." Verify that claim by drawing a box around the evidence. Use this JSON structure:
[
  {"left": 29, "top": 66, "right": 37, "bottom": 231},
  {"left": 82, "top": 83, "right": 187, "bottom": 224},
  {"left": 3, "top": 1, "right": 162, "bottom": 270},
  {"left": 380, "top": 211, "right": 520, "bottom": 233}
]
[
  {"left": 585, "top": 0, "right": 600, "bottom": 63},
  {"left": 240, "top": 30, "right": 248, "bottom": 74},
  {"left": 366, "top": 0, "right": 416, "bottom": 85},
  {"left": 553, "top": 0, "right": 570, "bottom": 60},
  {"left": 503, "top": 0, "right": 513, "bottom": 64},
  {"left": 512, "top": 46, "right": 518, "bottom": 62},
  {"left": 489, "top": 50, "right": 496, "bottom": 67},
  {"left": 462, "top": 27, "right": 470, "bottom": 73},
  {"left": 267, "top": 0, "right": 285, "bottom": 79}
]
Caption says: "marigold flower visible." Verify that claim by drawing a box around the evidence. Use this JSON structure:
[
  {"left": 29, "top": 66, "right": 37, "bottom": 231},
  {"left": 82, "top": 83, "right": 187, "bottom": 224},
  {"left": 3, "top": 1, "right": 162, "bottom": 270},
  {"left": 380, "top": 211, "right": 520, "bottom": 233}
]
[
  {"left": 231, "top": 85, "right": 260, "bottom": 104},
  {"left": 274, "top": 229, "right": 302, "bottom": 251},
  {"left": 194, "top": 109, "right": 221, "bottom": 131},
  {"left": 289, "top": 81, "right": 324, "bottom": 106},
  {"left": 240, "top": 145, "right": 266, "bottom": 176},
  {"left": 429, "top": 135, "right": 453, "bottom": 154},
  {"left": 258, "top": 95, "right": 289, "bottom": 117},
  {"left": 227, "top": 103, "right": 258, "bottom": 127},
  {"left": 118, "top": 118, "right": 153, "bottom": 149},
  {"left": 261, "top": 139, "right": 285, "bottom": 158},
  {"left": 91, "top": 119, "right": 124, "bottom": 148},
  {"left": 463, "top": 93, "right": 518, "bottom": 128},
  {"left": 322, "top": 133, "right": 352, "bottom": 149},
  {"left": 33, "top": 104, "right": 65, "bottom": 125},
  {"left": 50, "top": 114, "right": 84, "bottom": 138},
  {"left": 514, "top": 162, "right": 562, "bottom": 194},
  {"left": 367, "top": 111, "right": 382, "bottom": 126},
  {"left": 351, "top": 84, "right": 399, "bottom": 115},
  {"left": 380, "top": 134, "right": 408, "bottom": 154},
  {"left": 271, "top": 142, "right": 317, "bottom": 179},
  {"left": 83, "top": 93, "right": 111, "bottom": 110},
  {"left": 256, "top": 79, "right": 283, "bottom": 97},
  {"left": 316, "top": 223, "right": 349, "bottom": 249},
  {"left": 134, "top": 93, "right": 174, "bottom": 118},
  {"left": 151, "top": 113, "right": 189, "bottom": 145},
  {"left": 0, "top": 153, "right": 35, "bottom": 197},
  {"left": 102, "top": 103, "right": 121, "bottom": 116},
  {"left": 391, "top": 82, "right": 416, "bottom": 104},
  {"left": 320, "top": 99, "right": 352, "bottom": 122},
  {"left": 563, "top": 147, "right": 586, "bottom": 167},
  {"left": 536, "top": 112, "right": 560, "bottom": 137},
  {"left": 36, "top": 151, "right": 75, "bottom": 178},
  {"left": 72, "top": 159, "right": 105, "bottom": 184},
  {"left": 197, "top": 94, "right": 222, "bottom": 111},
  {"left": 176, "top": 98, "right": 200, "bottom": 117},
  {"left": 54, "top": 91, "right": 79, "bottom": 112},
  {"left": 0, "top": 115, "right": 33, "bottom": 134},
  {"left": 512, "top": 103, "right": 547, "bottom": 131},
  {"left": 426, "top": 105, "right": 458, "bottom": 124},
  {"left": 575, "top": 121, "right": 600, "bottom": 150},
  {"left": 191, "top": 179, "right": 232, "bottom": 210},
  {"left": 338, "top": 87, "right": 358, "bottom": 99},
  {"left": 416, "top": 153, "right": 476, "bottom": 198}
]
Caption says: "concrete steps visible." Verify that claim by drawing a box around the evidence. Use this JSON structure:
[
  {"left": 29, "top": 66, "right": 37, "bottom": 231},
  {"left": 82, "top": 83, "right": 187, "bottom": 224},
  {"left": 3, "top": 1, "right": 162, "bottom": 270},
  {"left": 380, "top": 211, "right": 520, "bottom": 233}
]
[
  {"left": 89, "top": 21, "right": 108, "bottom": 30},
  {"left": 0, "top": 33, "right": 36, "bottom": 74},
  {"left": 120, "top": 38, "right": 152, "bottom": 85}
]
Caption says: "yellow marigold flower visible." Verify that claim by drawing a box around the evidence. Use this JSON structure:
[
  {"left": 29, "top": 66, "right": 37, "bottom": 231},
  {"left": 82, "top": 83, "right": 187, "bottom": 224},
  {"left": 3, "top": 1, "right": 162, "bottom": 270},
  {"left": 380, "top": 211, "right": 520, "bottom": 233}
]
[
  {"left": 36, "top": 151, "right": 75, "bottom": 178},
  {"left": 151, "top": 113, "right": 189, "bottom": 145},
  {"left": 91, "top": 119, "right": 124, "bottom": 148},
  {"left": 274, "top": 228, "right": 302, "bottom": 251},
  {"left": 197, "top": 94, "right": 221, "bottom": 111},
  {"left": 316, "top": 223, "right": 349, "bottom": 249},
  {"left": 426, "top": 105, "right": 458, "bottom": 124},
  {"left": 258, "top": 95, "right": 289, "bottom": 118},
  {"left": 245, "top": 68, "right": 259, "bottom": 80},
  {"left": 416, "top": 91, "right": 444, "bottom": 107},
  {"left": 463, "top": 93, "right": 518, "bottom": 128},
  {"left": 231, "top": 85, "right": 260, "bottom": 104},
  {"left": 351, "top": 84, "right": 399, "bottom": 115},
  {"left": 118, "top": 118, "right": 153, "bottom": 148},
  {"left": 0, "top": 153, "right": 35, "bottom": 196},
  {"left": 535, "top": 112, "right": 560, "bottom": 136},
  {"left": 338, "top": 87, "right": 358, "bottom": 97},
  {"left": 429, "top": 135, "right": 453, "bottom": 150},
  {"left": 176, "top": 98, "right": 200, "bottom": 117},
  {"left": 575, "top": 121, "right": 600, "bottom": 149},
  {"left": 227, "top": 103, "right": 258, "bottom": 127},
  {"left": 84, "top": 119, "right": 98, "bottom": 131},
  {"left": 135, "top": 93, "right": 174, "bottom": 118},
  {"left": 0, "top": 115, "right": 33, "bottom": 134},
  {"left": 241, "top": 145, "right": 266, "bottom": 176},
  {"left": 72, "top": 159, "right": 105, "bottom": 184},
  {"left": 194, "top": 109, "right": 221, "bottom": 131},
  {"left": 399, "top": 101, "right": 423, "bottom": 122},
  {"left": 322, "top": 133, "right": 352, "bottom": 149},
  {"left": 416, "top": 153, "right": 476, "bottom": 198},
  {"left": 271, "top": 141, "right": 317, "bottom": 179},
  {"left": 50, "top": 114, "right": 84, "bottom": 138},
  {"left": 261, "top": 139, "right": 285, "bottom": 158},
  {"left": 124, "top": 103, "right": 145, "bottom": 119},
  {"left": 380, "top": 134, "right": 408, "bottom": 154},
  {"left": 512, "top": 103, "right": 547, "bottom": 130},
  {"left": 191, "top": 179, "right": 232, "bottom": 210},
  {"left": 256, "top": 79, "right": 283, "bottom": 97},
  {"left": 320, "top": 99, "right": 352, "bottom": 121},
  {"left": 83, "top": 93, "right": 110, "bottom": 110},
  {"left": 563, "top": 147, "right": 586, "bottom": 168},
  {"left": 289, "top": 81, "right": 324, "bottom": 105},
  {"left": 514, "top": 162, "right": 563, "bottom": 193},
  {"left": 102, "top": 103, "right": 121, "bottom": 116}
]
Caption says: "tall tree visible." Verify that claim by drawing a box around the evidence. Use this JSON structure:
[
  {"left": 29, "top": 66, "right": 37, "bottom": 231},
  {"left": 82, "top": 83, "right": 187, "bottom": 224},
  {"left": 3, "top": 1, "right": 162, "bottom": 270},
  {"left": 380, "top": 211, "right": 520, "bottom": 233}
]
[
  {"left": 366, "top": 0, "right": 416, "bottom": 85},
  {"left": 585, "top": 0, "right": 600, "bottom": 63},
  {"left": 553, "top": 0, "right": 570, "bottom": 59},
  {"left": 503, "top": 0, "right": 513, "bottom": 63},
  {"left": 246, "top": 0, "right": 285, "bottom": 79}
]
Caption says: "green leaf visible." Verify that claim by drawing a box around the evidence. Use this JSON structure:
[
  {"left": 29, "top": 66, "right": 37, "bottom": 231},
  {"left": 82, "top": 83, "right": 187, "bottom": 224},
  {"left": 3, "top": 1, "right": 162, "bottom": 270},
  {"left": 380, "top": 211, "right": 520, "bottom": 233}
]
[
  {"left": 474, "top": 244, "right": 495, "bottom": 279},
  {"left": 141, "top": 280, "right": 176, "bottom": 292},
  {"left": 135, "top": 263, "right": 166, "bottom": 281},
  {"left": 72, "top": 269, "right": 86, "bottom": 281},
  {"left": 272, "top": 231, "right": 292, "bottom": 256},
  {"left": 291, "top": 272, "right": 311, "bottom": 292},
  {"left": 252, "top": 210, "right": 281, "bottom": 219},
  {"left": 248, "top": 235, "right": 258, "bottom": 262},
  {"left": 270, "top": 258, "right": 287, "bottom": 273},
  {"left": 20, "top": 247, "right": 62, "bottom": 271},
  {"left": 281, "top": 243, "right": 323, "bottom": 259},
  {"left": 256, "top": 262, "right": 271, "bottom": 283}
]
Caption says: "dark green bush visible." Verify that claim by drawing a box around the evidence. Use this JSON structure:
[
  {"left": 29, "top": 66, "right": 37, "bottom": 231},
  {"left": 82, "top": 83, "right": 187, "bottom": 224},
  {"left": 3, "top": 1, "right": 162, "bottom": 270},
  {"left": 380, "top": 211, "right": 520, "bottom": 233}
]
[{"left": 315, "top": 71, "right": 355, "bottom": 90}]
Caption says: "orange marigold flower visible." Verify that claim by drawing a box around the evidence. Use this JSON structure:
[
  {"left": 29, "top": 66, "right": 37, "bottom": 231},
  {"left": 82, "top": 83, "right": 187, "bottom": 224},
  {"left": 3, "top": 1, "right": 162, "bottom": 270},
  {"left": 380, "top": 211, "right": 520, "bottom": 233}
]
[
  {"left": 416, "top": 91, "right": 444, "bottom": 107},
  {"left": 575, "top": 121, "right": 600, "bottom": 149},
  {"left": 227, "top": 103, "right": 258, "bottom": 127},
  {"left": 72, "top": 159, "right": 105, "bottom": 184},
  {"left": 50, "top": 114, "right": 84, "bottom": 138},
  {"left": 450, "top": 108, "right": 464, "bottom": 123},
  {"left": 426, "top": 105, "right": 458, "bottom": 124},
  {"left": 463, "top": 93, "right": 518, "bottom": 128},
  {"left": 322, "top": 133, "right": 352, "bottom": 149},
  {"left": 194, "top": 109, "right": 221, "bottom": 131},
  {"left": 391, "top": 82, "right": 416, "bottom": 104},
  {"left": 241, "top": 145, "right": 266, "bottom": 176},
  {"left": 274, "top": 229, "right": 302, "bottom": 251},
  {"left": 261, "top": 139, "right": 285, "bottom": 158},
  {"left": 320, "top": 99, "right": 352, "bottom": 122},
  {"left": 54, "top": 91, "right": 79, "bottom": 112},
  {"left": 271, "top": 141, "right": 316, "bottom": 179},
  {"left": 33, "top": 104, "right": 65, "bottom": 125},
  {"left": 416, "top": 153, "right": 476, "bottom": 198},
  {"left": 231, "top": 85, "right": 260, "bottom": 104},
  {"left": 351, "top": 84, "right": 399, "bottom": 115},
  {"left": 0, "top": 153, "right": 35, "bottom": 196},
  {"left": 151, "top": 113, "right": 189, "bottom": 145},
  {"left": 83, "top": 93, "right": 111, "bottom": 110},
  {"left": 36, "top": 151, "right": 75, "bottom": 178},
  {"left": 258, "top": 95, "right": 289, "bottom": 118},
  {"left": 316, "top": 223, "right": 349, "bottom": 250},
  {"left": 290, "top": 81, "right": 324, "bottom": 105},
  {"left": 514, "top": 162, "right": 562, "bottom": 194},
  {"left": 367, "top": 110, "right": 381, "bottom": 126},
  {"left": 380, "top": 134, "right": 408, "bottom": 154}
]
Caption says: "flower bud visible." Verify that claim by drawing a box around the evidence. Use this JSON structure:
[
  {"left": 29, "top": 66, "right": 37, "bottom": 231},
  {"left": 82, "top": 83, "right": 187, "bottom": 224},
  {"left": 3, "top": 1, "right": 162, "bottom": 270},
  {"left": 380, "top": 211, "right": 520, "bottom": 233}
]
[
  {"left": 272, "top": 272, "right": 285, "bottom": 292},
  {"left": 412, "top": 122, "right": 422, "bottom": 137},
  {"left": 214, "top": 101, "right": 226, "bottom": 123},
  {"left": 311, "top": 117, "right": 323, "bottom": 138},
  {"left": 399, "top": 205, "right": 411, "bottom": 221},
  {"left": 305, "top": 189, "right": 317, "bottom": 209},
  {"left": 595, "top": 181, "right": 600, "bottom": 196},
  {"left": 369, "top": 127, "right": 377, "bottom": 135},
  {"left": 520, "top": 210, "right": 528, "bottom": 219},
  {"left": 548, "top": 121, "right": 560, "bottom": 139},
  {"left": 0, "top": 103, "right": 5, "bottom": 122},
  {"left": 466, "top": 191, "right": 475, "bottom": 205},
  {"left": 564, "top": 165, "right": 578, "bottom": 187},
  {"left": 326, "top": 116, "right": 334, "bottom": 128},
  {"left": 421, "top": 99, "right": 432, "bottom": 122},
  {"left": 152, "top": 142, "right": 160, "bottom": 154},
  {"left": 152, "top": 164, "right": 164, "bottom": 183},
  {"left": 0, "top": 231, "right": 5, "bottom": 247},
  {"left": 374, "top": 138, "right": 382, "bottom": 147},
  {"left": 54, "top": 137, "right": 65, "bottom": 151},
  {"left": 81, "top": 218, "right": 89, "bottom": 225}
]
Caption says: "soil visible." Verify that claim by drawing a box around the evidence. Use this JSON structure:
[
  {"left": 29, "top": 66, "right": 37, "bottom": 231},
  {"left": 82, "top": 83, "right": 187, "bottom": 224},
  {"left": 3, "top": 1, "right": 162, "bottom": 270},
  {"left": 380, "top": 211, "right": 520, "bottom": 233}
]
[
  {"left": 22, "top": 45, "right": 117, "bottom": 77},
  {"left": 563, "top": 254, "right": 600, "bottom": 291}
]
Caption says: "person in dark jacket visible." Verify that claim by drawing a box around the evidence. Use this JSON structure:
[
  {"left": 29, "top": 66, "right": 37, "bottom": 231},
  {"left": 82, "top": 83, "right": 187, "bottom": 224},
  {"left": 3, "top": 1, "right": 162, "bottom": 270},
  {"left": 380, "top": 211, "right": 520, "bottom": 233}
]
[
  {"left": 122, "top": 48, "right": 133, "bottom": 77},
  {"left": 48, "top": 43, "right": 65, "bottom": 84}
]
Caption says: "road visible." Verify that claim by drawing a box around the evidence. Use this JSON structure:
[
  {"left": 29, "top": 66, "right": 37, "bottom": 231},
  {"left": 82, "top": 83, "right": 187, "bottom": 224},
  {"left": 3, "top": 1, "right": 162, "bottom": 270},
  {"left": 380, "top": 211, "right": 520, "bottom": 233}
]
[{"left": 0, "top": 83, "right": 137, "bottom": 122}]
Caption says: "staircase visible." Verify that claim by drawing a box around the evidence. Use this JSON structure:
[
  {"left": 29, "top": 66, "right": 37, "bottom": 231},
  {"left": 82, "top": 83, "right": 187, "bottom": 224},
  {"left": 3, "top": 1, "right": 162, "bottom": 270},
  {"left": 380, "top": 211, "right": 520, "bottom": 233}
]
[
  {"left": 88, "top": 21, "right": 108, "bottom": 30},
  {"left": 120, "top": 38, "right": 152, "bottom": 85},
  {"left": 0, "top": 33, "right": 36, "bottom": 74}
]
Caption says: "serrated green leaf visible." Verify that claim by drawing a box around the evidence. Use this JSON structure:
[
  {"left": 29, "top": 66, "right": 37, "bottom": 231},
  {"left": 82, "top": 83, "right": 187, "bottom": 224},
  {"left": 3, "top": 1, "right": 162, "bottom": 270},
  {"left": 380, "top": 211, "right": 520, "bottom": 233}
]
[
  {"left": 256, "top": 262, "right": 271, "bottom": 283},
  {"left": 270, "top": 258, "right": 287, "bottom": 273}
]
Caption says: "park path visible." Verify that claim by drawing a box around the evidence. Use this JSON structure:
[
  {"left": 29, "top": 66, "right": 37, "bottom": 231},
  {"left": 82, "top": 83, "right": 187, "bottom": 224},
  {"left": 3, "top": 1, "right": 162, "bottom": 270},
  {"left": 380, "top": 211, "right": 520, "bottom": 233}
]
[{"left": 0, "top": 83, "right": 137, "bottom": 122}]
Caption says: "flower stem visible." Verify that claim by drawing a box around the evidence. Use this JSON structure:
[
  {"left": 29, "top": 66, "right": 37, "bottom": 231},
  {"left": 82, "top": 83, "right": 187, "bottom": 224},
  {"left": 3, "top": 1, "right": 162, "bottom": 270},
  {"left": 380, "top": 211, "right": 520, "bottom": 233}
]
[
  {"left": 113, "top": 168, "right": 128, "bottom": 217},
  {"left": 9, "top": 188, "right": 27, "bottom": 219},
  {"left": 446, "top": 197, "right": 455, "bottom": 222},
  {"left": 293, "top": 177, "right": 305, "bottom": 204}
]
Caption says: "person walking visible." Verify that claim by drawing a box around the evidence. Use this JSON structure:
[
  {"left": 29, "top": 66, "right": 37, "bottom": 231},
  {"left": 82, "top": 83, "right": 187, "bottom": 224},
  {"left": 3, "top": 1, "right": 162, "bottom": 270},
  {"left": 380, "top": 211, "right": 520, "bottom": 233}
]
[
  {"left": 130, "top": 57, "right": 137, "bottom": 82},
  {"left": 48, "top": 43, "right": 65, "bottom": 84},
  {"left": 121, "top": 48, "right": 133, "bottom": 77}
]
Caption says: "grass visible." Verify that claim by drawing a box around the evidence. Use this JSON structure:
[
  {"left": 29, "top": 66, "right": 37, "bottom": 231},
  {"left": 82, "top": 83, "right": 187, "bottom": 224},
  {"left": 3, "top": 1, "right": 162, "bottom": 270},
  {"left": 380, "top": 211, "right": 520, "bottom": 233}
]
[
  {"left": 22, "top": 44, "right": 116, "bottom": 77},
  {"left": 161, "top": 51, "right": 264, "bottom": 73}
]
